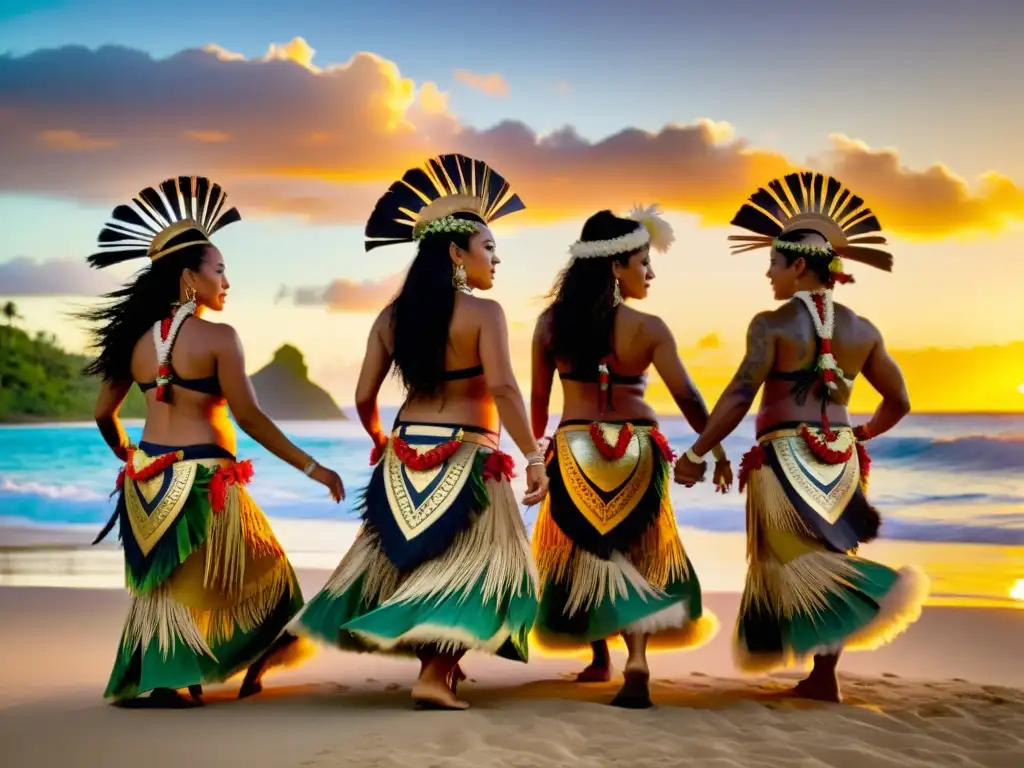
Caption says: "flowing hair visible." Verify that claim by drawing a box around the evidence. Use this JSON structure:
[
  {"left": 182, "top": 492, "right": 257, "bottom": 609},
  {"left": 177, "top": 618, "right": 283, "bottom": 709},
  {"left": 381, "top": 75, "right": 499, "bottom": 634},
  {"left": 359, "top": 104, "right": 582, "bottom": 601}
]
[
  {"left": 389, "top": 213, "right": 485, "bottom": 399},
  {"left": 78, "top": 230, "right": 210, "bottom": 382},
  {"left": 543, "top": 210, "right": 643, "bottom": 373}
]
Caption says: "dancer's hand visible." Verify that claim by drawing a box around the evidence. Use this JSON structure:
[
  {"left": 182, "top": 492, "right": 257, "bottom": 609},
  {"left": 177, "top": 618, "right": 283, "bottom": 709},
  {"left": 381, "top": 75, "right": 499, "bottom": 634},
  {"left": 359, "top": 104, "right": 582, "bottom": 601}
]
[
  {"left": 522, "top": 463, "right": 549, "bottom": 506},
  {"left": 712, "top": 459, "right": 733, "bottom": 494},
  {"left": 673, "top": 453, "right": 706, "bottom": 487},
  {"left": 312, "top": 465, "right": 345, "bottom": 502}
]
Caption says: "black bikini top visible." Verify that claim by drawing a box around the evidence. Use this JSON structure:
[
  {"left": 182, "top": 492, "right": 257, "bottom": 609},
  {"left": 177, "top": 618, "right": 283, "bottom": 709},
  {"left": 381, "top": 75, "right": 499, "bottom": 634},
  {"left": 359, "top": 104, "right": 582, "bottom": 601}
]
[
  {"left": 138, "top": 372, "right": 222, "bottom": 396},
  {"left": 558, "top": 369, "right": 646, "bottom": 385},
  {"left": 442, "top": 364, "right": 484, "bottom": 381}
]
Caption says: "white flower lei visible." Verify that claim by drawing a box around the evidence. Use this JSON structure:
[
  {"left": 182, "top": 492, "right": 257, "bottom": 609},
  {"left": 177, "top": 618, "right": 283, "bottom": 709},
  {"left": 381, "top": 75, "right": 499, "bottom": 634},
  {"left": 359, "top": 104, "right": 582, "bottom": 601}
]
[
  {"left": 152, "top": 299, "right": 196, "bottom": 385},
  {"left": 792, "top": 289, "right": 843, "bottom": 389}
]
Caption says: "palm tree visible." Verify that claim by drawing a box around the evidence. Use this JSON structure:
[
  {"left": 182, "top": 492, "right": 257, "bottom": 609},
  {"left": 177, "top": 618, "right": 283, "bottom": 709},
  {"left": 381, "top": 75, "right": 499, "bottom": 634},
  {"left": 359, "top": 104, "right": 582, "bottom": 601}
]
[
  {"left": 0, "top": 301, "right": 22, "bottom": 350},
  {"left": 2, "top": 301, "right": 21, "bottom": 327}
]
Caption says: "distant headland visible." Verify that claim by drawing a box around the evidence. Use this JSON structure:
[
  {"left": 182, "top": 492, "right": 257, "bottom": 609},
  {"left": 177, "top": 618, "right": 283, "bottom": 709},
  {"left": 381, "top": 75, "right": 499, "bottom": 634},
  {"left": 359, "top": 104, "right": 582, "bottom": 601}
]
[{"left": 0, "top": 318, "right": 345, "bottom": 423}]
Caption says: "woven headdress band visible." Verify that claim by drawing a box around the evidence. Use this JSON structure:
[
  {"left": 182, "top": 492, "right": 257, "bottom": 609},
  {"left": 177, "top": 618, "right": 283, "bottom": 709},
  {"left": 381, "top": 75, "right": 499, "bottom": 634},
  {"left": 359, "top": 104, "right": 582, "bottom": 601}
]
[
  {"left": 88, "top": 176, "right": 241, "bottom": 269},
  {"left": 728, "top": 171, "right": 893, "bottom": 272},
  {"left": 364, "top": 153, "right": 526, "bottom": 252}
]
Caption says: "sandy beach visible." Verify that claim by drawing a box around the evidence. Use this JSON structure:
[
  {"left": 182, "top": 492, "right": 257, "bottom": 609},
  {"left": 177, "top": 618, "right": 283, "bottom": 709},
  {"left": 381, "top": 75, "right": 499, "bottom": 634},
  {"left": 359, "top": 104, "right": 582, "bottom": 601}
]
[{"left": 2, "top": 567, "right": 1022, "bottom": 768}]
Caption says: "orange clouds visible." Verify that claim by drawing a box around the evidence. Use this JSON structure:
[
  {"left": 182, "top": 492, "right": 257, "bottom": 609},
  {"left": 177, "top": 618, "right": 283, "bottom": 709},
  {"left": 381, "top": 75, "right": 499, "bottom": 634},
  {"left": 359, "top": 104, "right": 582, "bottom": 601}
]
[
  {"left": 2, "top": 38, "right": 1023, "bottom": 240},
  {"left": 454, "top": 69, "right": 510, "bottom": 98},
  {"left": 278, "top": 270, "right": 406, "bottom": 312}
]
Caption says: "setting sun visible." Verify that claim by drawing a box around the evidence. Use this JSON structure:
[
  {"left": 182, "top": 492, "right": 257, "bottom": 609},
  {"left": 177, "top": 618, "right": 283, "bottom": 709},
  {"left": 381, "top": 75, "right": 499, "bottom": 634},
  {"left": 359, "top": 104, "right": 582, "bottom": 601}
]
[
  {"left": 1018, "top": 384, "right": 1024, "bottom": 395},
  {"left": 1012, "top": 579, "right": 1024, "bottom": 601}
]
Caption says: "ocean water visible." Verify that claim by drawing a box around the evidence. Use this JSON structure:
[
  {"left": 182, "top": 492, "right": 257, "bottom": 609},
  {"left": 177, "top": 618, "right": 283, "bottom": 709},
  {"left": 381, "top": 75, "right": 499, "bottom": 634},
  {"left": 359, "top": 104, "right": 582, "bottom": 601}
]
[{"left": 1, "top": 410, "right": 1022, "bottom": 547}]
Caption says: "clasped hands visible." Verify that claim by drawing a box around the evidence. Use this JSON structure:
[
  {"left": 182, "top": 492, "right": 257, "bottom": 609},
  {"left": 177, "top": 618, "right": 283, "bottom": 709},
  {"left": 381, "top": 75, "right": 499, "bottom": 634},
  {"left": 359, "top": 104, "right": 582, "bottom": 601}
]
[{"left": 673, "top": 449, "right": 733, "bottom": 493}]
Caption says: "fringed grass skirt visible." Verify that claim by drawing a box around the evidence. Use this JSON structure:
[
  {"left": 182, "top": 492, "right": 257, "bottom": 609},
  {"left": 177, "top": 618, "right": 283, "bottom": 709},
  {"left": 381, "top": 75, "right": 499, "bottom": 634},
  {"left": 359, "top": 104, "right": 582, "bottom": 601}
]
[
  {"left": 531, "top": 421, "right": 717, "bottom": 655},
  {"left": 293, "top": 423, "right": 538, "bottom": 661},
  {"left": 734, "top": 425, "right": 929, "bottom": 674},
  {"left": 98, "top": 443, "right": 305, "bottom": 700}
]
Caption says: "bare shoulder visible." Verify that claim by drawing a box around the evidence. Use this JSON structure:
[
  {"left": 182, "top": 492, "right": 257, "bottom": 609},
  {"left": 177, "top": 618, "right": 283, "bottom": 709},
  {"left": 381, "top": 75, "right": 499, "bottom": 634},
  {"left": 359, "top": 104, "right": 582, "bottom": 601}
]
[
  {"left": 534, "top": 306, "right": 554, "bottom": 339},
  {"left": 835, "top": 302, "right": 882, "bottom": 341},
  {"left": 464, "top": 294, "right": 505, "bottom": 321},
  {"left": 194, "top": 318, "right": 241, "bottom": 347},
  {"left": 372, "top": 305, "right": 394, "bottom": 334},
  {"left": 749, "top": 307, "right": 786, "bottom": 335}
]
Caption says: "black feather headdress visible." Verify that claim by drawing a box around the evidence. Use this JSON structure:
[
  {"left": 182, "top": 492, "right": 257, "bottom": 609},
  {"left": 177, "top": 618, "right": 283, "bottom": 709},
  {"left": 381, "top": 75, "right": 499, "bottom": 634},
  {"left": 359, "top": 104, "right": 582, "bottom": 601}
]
[
  {"left": 728, "top": 171, "right": 893, "bottom": 272},
  {"left": 364, "top": 154, "right": 525, "bottom": 252},
  {"left": 88, "top": 176, "right": 241, "bottom": 269}
]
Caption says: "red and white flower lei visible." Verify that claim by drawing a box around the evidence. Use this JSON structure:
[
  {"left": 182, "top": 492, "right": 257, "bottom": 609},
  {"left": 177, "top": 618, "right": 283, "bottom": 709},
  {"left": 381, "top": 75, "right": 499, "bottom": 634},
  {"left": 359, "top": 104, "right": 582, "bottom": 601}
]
[
  {"left": 151, "top": 299, "right": 196, "bottom": 402},
  {"left": 793, "top": 289, "right": 844, "bottom": 392}
]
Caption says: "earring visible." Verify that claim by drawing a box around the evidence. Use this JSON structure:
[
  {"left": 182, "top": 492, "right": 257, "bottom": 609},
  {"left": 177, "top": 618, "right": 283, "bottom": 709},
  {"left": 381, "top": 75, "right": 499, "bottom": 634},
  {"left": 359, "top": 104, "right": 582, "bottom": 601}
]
[
  {"left": 612, "top": 279, "right": 623, "bottom": 306},
  {"left": 452, "top": 263, "right": 471, "bottom": 294}
]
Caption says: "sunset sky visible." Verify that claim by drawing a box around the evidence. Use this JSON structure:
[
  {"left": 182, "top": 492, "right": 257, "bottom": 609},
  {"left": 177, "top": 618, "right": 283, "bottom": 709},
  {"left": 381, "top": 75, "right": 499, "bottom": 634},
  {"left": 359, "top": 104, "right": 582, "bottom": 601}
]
[{"left": 2, "top": 0, "right": 1024, "bottom": 411}]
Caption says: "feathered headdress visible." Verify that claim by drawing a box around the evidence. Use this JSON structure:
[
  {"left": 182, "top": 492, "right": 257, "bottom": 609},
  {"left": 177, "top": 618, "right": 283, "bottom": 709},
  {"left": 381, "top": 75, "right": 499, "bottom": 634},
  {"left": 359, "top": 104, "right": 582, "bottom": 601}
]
[
  {"left": 88, "top": 176, "right": 241, "bottom": 269},
  {"left": 364, "top": 154, "right": 525, "bottom": 252},
  {"left": 728, "top": 171, "right": 893, "bottom": 274},
  {"left": 569, "top": 203, "right": 675, "bottom": 260}
]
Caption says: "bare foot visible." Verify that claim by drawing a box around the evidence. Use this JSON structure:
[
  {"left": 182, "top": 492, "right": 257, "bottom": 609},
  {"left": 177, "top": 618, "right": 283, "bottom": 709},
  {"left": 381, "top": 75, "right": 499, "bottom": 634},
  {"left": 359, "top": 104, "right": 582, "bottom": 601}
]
[
  {"left": 610, "top": 668, "right": 652, "bottom": 709},
  {"left": 411, "top": 679, "right": 470, "bottom": 710},
  {"left": 792, "top": 675, "right": 842, "bottom": 703},
  {"left": 576, "top": 663, "right": 613, "bottom": 683},
  {"left": 448, "top": 664, "right": 467, "bottom": 695}
]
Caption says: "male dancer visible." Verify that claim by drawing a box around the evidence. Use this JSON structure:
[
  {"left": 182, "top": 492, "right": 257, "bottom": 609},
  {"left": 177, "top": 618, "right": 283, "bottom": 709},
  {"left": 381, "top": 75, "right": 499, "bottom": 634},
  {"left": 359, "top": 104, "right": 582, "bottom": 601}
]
[{"left": 674, "top": 172, "right": 929, "bottom": 702}]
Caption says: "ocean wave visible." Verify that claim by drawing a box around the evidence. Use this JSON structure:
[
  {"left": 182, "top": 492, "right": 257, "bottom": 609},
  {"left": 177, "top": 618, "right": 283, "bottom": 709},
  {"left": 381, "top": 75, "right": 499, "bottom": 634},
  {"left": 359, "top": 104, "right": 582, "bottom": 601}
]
[
  {"left": 866, "top": 434, "right": 1024, "bottom": 473},
  {"left": 1, "top": 476, "right": 106, "bottom": 502}
]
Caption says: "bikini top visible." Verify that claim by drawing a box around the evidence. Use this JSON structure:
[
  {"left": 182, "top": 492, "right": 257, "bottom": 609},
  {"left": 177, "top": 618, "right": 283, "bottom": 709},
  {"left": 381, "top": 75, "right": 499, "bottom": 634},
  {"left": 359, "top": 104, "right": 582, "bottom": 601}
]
[
  {"left": 138, "top": 370, "right": 222, "bottom": 396},
  {"left": 558, "top": 368, "right": 646, "bottom": 385},
  {"left": 442, "top": 364, "right": 483, "bottom": 381}
]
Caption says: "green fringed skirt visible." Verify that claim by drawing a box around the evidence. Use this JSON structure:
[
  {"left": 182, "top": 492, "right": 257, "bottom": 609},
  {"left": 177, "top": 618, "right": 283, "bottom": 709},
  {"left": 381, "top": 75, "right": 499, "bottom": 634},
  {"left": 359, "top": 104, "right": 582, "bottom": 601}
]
[
  {"left": 531, "top": 421, "right": 717, "bottom": 654},
  {"left": 99, "top": 443, "right": 304, "bottom": 700},
  {"left": 292, "top": 423, "right": 538, "bottom": 661}
]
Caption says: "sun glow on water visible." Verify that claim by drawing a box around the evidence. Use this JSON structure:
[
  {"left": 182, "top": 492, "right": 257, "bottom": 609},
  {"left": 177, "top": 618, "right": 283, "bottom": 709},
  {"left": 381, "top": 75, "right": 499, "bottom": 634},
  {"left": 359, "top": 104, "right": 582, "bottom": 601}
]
[{"left": 1011, "top": 579, "right": 1024, "bottom": 602}]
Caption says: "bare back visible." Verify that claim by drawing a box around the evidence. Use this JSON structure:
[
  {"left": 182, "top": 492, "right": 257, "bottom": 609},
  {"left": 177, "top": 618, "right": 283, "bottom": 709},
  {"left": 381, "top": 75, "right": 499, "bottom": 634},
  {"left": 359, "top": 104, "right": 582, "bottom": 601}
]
[
  {"left": 131, "top": 316, "right": 236, "bottom": 452},
  {"left": 542, "top": 305, "right": 660, "bottom": 424},
  {"left": 379, "top": 295, "right": 502, "bottom": 431},
  {"left": 756, "top": 300, "right": 879, "bottom": 431}
]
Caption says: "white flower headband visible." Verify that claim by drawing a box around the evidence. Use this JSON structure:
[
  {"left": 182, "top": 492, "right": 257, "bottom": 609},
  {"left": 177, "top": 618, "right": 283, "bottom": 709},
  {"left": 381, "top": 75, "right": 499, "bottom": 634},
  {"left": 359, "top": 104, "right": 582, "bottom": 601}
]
[
  {"left": 568, "top": 204, "right": 675, "bottom": 260},
  {"left": 413, "top": 214, "right": 480, "bottom": 240}
]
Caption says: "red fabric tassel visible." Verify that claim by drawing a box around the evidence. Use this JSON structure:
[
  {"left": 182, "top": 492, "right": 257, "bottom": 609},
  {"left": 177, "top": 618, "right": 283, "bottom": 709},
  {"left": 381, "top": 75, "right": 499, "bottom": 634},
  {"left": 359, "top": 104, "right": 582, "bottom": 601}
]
[
  {"left": 649, "top": 428, "right": 676, "bottom": 462},
  {"left": 856, "top": 441, "right": 871, "bottom": 481},
  {"left": 209, "top": 460, "right": 255, "bottom": 513},
  {"left": 369, "top": 441, "right": 386, "bottom": 466},
  {"left": 738, "top": 444, "right": 767, "bottom": 492},
  {"left": 482, "top": 450, "right": 516, "bottom": 482}
]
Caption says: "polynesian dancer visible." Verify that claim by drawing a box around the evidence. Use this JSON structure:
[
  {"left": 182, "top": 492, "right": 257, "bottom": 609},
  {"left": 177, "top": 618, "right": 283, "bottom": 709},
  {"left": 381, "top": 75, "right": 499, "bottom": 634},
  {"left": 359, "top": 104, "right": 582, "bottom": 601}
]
[
  {"left": 291, "top": 154, "right": 546, "bottom": 711},
  {"left": 674, "top": 171, "right": 930, "bottom": 702},
  {"left": 82, "top": 176, "right": 344, "bottom": 707},
  {"left": 530, "top": 207, "right": 728, "bottom": 708}
]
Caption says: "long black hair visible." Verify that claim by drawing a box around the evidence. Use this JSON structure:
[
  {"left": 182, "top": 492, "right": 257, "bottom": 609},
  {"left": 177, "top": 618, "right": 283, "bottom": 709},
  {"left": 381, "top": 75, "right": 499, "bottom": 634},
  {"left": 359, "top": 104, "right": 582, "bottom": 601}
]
[
  {"left": 389, "top": 212, "right": 485, "bottom": 399},
  {"left": 79, "top": 229, "right": 210, "bottom": 382},
  {"left": 544, "top": 210, "right": 643, "bottom": 373}
]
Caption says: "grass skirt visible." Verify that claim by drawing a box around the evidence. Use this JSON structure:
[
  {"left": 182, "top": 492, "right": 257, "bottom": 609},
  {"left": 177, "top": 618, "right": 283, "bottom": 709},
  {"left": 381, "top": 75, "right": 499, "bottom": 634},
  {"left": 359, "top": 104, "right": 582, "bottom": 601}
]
[
  {"left": 293, "top": 431, "right": 538, "bottom": 661},
  {"left": 531, "top": 422, "right": 717, "bottom": 654},
  {"left": 734, "top": 432, "right": 930, "bottom": 674},
  {"left": 101, "top": 447, "right": 305, "bottom": 700}
]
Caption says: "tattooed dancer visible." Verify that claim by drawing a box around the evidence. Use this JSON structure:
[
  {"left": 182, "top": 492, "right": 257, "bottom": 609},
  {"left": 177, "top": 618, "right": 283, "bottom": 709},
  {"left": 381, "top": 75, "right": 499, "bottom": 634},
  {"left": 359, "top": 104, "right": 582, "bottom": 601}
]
[{"left": 674, "top": 172, "right": 929, "bottom": 702}]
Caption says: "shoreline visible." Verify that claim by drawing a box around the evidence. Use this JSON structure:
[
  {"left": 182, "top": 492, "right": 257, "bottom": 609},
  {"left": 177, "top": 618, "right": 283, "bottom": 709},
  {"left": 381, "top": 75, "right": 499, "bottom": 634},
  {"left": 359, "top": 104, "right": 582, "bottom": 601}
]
[{"left": 2, "top": 520, "right": 1022, "bottom": 610}]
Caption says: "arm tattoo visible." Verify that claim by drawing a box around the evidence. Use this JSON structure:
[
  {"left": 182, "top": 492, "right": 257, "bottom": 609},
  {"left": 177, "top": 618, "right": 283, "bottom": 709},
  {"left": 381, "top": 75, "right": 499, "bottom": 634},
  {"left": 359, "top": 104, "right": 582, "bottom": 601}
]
[{"left": 728, "top": 317, "right": 771, "bottom": 401}]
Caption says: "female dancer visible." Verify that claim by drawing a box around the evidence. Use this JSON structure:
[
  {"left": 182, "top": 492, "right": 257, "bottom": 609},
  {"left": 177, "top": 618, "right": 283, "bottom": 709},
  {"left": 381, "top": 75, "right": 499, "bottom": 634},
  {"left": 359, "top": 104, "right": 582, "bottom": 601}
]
[
  {"left": 530, "top": 207, "right": 730, "bottom": 708},
  {"left": 293, "top": 154, "right": 546, "bottom": 711},
  {"left": 84, "top": 176, "right": 344, "bottom": 707}
]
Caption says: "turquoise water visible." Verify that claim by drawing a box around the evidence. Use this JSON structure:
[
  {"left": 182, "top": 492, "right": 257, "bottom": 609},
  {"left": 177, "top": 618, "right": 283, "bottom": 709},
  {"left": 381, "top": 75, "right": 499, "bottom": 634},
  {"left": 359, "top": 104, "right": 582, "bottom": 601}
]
[{"left": 1, "top": 410, "right": 1023, "bottom": 545}]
